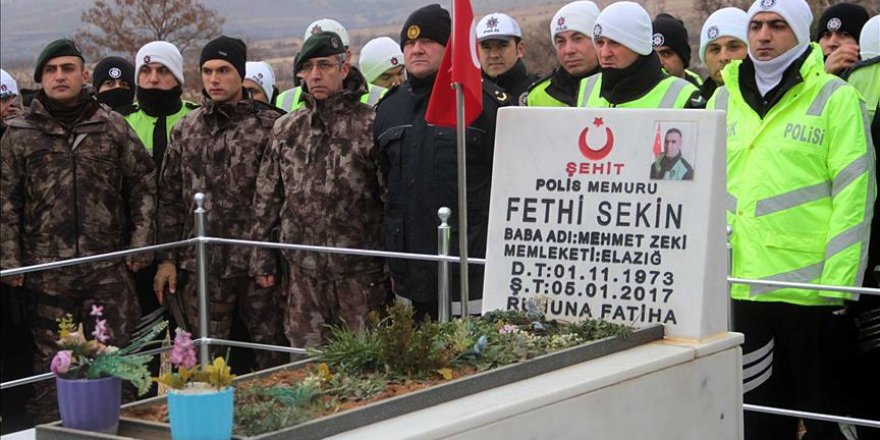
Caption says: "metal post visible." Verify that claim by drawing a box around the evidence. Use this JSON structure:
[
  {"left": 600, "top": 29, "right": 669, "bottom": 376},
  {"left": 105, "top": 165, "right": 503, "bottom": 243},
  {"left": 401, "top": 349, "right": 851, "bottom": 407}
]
[
  {"left": 437, "top": 207, "right": 452, "bottom": 322},
  {"left": 727, "top": 225, "right": 734, "bottom": 332},
  {"left": 193, "top": 193, "right": 210, "bottom": 368},
  {"left": 454, "top": 84, "right": 470, "bottom": 317}
]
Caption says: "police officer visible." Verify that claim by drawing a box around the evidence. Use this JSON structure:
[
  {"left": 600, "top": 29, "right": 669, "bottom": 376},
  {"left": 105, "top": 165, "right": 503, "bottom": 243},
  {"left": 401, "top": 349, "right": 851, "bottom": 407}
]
[
  {"left": 475, "top": 12, "right": 538, "bottom": 102},
  {"left": 359, "top": 37, "right": 407, "bottom": 88},
  {"left": 707, "top": 0, "right": 875, "bottom": 438},
  {"left": 154, "top": 36, "right": 286, "bottom": 368},
  {"left": 92, "top": 56, "right": 135, "bottom": 111},
  {"left": 124, "top": 41, "right": 197, "bottom": 174},
  {"left": 276, "top": 18, "right": 386, "bottom": 112},
  {"left": 841, "top": 15, "right": 880, "bottom": 440},
  {"left": 815, "top": 3, "right": 869, "bottom": 76},
  {"left": 0, "top": 68, "right": 19, "bottom": 127},
  {"left": 652, "top": 13, "right": 704, "bottom": 87},
  {"left": 698, "top": 7, "right": 748, "bottom": 100},
  {"left": 244, "top": 61, "right": 278, "bottom": 104},
  {"left": 578, "top": 1, "right": 703, "bottom": 109},
  {"left": 374, "top": 4, "right": 510, "bottom": 319},
  {"left": 1, "top": 39, "right": 155, "bottom": 422},
  {"left": 525, "top": 1, "right": 600, "bottom": 107},
  {"left": 251, "top": 32, "right": 386, "bottom": 348}
]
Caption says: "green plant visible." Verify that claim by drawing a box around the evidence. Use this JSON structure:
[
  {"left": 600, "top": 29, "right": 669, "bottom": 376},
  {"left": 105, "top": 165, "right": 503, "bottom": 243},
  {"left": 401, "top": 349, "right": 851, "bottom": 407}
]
[
  {"left": 50, "top": 306, "right": 167, "bottom": 395},
  {"left": 311, "top": 324, "right": 382, "bottom": 375},
  {"left": 376, "top": 303, "right": 450, "bottom": 377},
  {"left": 234, "top": 384, "right": 319, "bottom": 436}
]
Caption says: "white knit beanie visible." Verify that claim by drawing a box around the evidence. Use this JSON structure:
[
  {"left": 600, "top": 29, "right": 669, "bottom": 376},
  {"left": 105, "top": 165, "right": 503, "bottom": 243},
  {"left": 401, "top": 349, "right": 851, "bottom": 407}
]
[
  {"left": 860, "top": 15, "right": 880, "bottom": 60},
  {"left": 746, "top": 0, "right": 812, "bottom": 46},
  {"left": 135, "top": 41, "right": 185, "bottom": 86},
  {"left": 1, "top": 69, "right": 19, "bottom": 98},
  {"left": 245, "top": 61, "right": 276, "bottom": 100},
  {"left": 304, "top": 19, "right": 350, "bottom": 48},
  {"left": 700, "top": 8, "right": 749, "bottom": 63},
  {"left": 592, "top": 1, "right": 653, "bottom": 56},
  {"left": 358, "top": 37, "right": 404, "bottom": 84},
  {"left": 550, "top": 1, "right": 601, "bottom": 43}
]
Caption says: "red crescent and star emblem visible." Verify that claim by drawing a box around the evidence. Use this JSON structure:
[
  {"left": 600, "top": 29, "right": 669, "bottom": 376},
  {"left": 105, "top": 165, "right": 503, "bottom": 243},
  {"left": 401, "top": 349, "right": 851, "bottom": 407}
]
[{"left": 578, "top": 117, "right": 614, "bottom": 161}]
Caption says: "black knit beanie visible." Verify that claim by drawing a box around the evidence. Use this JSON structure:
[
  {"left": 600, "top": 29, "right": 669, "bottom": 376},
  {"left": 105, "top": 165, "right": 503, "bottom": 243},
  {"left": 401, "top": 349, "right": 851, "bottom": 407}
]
[
  {"left": 92, "top": 56, "right": 135, "bottom": 89},
  {"left": 200, "top": 36, "right": 247, "bottom": 80},
  {"left": 815, "top": 3, "right": 869, "bottom": 42},
  {"left": 652, "top": 13, "right": 691, "bottom": 68},
  {"left": 400, "top": 4, "right": 451, "bottom": 49}
]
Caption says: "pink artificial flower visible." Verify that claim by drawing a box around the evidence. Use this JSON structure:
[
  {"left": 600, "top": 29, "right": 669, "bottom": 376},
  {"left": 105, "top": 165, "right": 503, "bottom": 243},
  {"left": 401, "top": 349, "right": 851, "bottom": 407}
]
[
  {"left": 499, "top": 324, "right": 520, "bottom": 335},
  {"left": 92, "top": 318, "right": 110, "bottom": 343},
  {"left": 50, "top": 350, "right": 73, "bottom": 375},
  {"left": 170, "top": 328, "right": 197, "bottom": 369},
  {"left": 90, "top": 304, "right": 104, "bottom": 317}
]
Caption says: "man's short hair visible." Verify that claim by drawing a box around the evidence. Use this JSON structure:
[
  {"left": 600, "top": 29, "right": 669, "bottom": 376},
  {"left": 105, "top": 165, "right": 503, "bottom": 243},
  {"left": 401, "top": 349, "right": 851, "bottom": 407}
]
[{"left": 665, "top": 127, "right": 682, "bottom": 138}]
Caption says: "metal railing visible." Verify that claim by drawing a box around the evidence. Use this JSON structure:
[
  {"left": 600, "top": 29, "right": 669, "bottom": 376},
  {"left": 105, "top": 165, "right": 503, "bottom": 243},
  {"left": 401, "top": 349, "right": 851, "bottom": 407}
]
[{"left": 2, "top": 194, "right": 879, "bottom": 431}]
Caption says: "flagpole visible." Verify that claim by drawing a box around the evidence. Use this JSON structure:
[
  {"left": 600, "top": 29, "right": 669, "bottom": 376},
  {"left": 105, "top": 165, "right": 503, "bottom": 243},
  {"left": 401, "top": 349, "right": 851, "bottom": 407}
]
[
  {"left": 451, "top": 0, "right": 470, "bottom": 317},
  {"left": 454, "top": 82, "right": 470, "bottom": 317}
]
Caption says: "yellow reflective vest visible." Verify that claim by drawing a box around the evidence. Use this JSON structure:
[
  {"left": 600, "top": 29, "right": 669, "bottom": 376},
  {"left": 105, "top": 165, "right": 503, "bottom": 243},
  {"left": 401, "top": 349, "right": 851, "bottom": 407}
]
[
  {"left": 525, "top": 77, "right": 569, "bottom": 107},
  {"left": 708, "top": 44, "right": 876, "bottom": 305},
  {"left": 124, "top": 101, "right": 196, "bottom": 153},
  {"left": 577, "top": 74, "right": 698, "bottom": 108},
  {"left": 275, "top": 84, "right": 386, "bottom": 113}
]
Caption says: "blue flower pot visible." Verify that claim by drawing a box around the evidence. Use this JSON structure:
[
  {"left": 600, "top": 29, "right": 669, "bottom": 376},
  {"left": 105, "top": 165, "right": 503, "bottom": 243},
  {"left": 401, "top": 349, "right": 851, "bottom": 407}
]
[
  {"left": 168, "top": 386, "right": 234, "bottom": 440},
  {"left": 56, "top": 376, "right": 122, "bottom": 434}
]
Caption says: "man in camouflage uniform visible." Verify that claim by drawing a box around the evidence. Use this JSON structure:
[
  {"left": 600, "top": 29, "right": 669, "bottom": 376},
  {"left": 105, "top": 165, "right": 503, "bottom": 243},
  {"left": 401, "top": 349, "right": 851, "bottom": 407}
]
[
  {"left": 0, "top": 39, "right": 155, "bottom": 422},
  {"left": 251, "top": 32, "right": 387, "bottom": 348},
  {"left": 154, "top": 36, "right": 286, "bottom": 368}
]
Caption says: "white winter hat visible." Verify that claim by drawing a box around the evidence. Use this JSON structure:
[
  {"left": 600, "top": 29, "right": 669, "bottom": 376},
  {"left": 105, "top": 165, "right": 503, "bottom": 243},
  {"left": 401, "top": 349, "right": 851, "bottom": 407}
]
[
  {"left": 747, "top": 0, "right": 812, "bottom": 46},
  {"left": 700, "top": 7, "right": 749, "bottom": 63},
  {"left": 860, "top": 15, "right": 880, "bottom": 60},
  {"left": 304, "top": 19, "right": 350, "bottom": 48},
  {"left": 245, "top": 61, "right": 276, "bottom": 100},
  {"left": 550, "top": 1, "right": 601, "bottom": 43},
  {"left": 592, "top": 1, "right": 653, "bottom": 56},
  {"left": 477, "top": 13, "right": 522, "bottom": 41},
  {"left": 135, "top": 41, "right": 185, "bottom": 86},
  {"left": 1, "top": 69, "right": 19, "bottom": 98},
  {"left": 359, "top": 37, "right": 404, "bottom": 84}
]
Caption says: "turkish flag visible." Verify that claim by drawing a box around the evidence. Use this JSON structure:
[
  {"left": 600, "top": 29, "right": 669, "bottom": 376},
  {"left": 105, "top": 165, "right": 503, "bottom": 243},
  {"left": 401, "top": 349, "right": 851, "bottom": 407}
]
[
  {"left": 425, "top": 0, "right": 483, "bottom": 127},
  {"left": 652, "top": 124, "right": 663, "bottom": 158}
]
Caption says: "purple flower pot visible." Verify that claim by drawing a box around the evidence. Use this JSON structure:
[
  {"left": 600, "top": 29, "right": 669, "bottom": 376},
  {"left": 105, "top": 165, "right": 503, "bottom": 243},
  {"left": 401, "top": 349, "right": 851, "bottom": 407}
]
[{"left": 56, "top": 376, "right": 122, "bottom": 434}]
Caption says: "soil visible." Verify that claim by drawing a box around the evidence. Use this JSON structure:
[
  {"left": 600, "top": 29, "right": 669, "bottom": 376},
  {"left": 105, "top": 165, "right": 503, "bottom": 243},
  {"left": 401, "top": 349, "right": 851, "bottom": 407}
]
[{"left": 121, "top": 364, "right": 479, "bottom": 425}]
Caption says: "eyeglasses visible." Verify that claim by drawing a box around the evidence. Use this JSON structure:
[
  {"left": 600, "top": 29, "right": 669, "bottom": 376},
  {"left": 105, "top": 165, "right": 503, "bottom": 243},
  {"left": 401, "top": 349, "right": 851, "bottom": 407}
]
[{"left": 298, "top": 60, "right": 342, "bottom": 74}]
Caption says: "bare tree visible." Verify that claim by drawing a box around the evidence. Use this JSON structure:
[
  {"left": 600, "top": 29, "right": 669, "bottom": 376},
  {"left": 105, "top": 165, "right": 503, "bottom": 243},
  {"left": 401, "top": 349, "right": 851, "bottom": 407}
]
[{"left": 75, "top": 0, "right": 225, "bottom": 58}]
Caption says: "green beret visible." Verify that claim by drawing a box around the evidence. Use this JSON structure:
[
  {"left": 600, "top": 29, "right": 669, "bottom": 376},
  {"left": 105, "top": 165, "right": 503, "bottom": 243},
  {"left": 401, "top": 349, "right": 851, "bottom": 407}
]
[
  {"left": 34, "top": 39, "right": 85, "bottom": 83},
  {"left": 294, "top": 31, "right": 345, "bottom": 73}
]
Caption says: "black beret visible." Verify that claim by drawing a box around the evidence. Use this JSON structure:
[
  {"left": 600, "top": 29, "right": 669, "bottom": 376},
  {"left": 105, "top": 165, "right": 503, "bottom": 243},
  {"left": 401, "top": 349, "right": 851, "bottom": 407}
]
[
  {"left": 34, "top": 39, "right": 84, "bottom": 83},
  {"left": 294, "top": 31, "right": 346, "bottom": 73}
]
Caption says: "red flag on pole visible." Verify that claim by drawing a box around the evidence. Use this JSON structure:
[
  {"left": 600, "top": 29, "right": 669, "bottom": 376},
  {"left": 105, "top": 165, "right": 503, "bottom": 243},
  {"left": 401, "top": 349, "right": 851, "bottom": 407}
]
[
  {"left": 425, "top": 0, "right": 483, "bottom": 127},
  {"left": 652, "top": 124, "right": 663, "bottom": 158}
]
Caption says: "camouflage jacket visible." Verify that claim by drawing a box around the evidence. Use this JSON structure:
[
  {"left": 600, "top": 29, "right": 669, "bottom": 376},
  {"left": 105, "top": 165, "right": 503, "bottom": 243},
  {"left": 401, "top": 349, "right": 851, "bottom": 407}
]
[
  {"left": 250, "top": 70, "right": 385, "bottom": 279},
  {"left": 0, "top": 93, "right": 156, "bottom": 270},
  {"left": 158, "top": 94, "right": 283, "bottom": 277}
]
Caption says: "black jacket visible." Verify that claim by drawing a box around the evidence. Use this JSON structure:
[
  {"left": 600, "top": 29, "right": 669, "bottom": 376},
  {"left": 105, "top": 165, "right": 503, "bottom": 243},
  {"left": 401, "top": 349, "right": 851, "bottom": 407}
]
[
  {"left": 483, "top": 59, "right": 538, "bottom": 104},
  {"left": 373, "top": 74, "right": 511, "bottom": 303}
]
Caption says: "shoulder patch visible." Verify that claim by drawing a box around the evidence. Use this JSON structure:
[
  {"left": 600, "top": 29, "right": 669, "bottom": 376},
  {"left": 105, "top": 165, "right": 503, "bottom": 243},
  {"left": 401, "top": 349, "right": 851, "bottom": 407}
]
[{"left": 482, "top": 80, "right": 510, "bottom": 105}]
